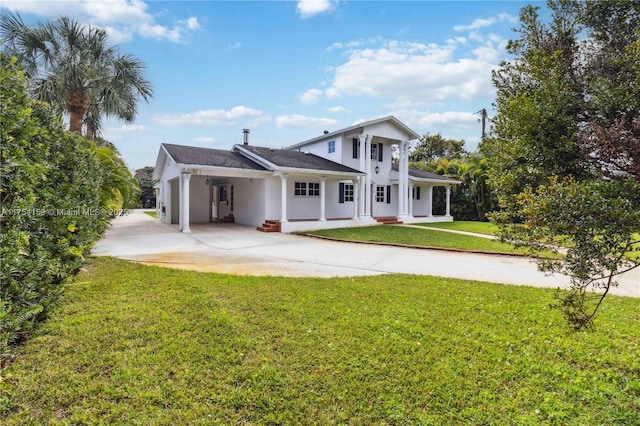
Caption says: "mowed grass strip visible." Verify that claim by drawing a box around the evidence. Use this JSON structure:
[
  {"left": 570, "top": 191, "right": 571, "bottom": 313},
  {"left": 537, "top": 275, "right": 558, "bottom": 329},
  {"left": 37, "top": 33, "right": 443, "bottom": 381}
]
[
  {"left": 1, "top": 257, "right": 639, "bottom": 425},
  {"left": 307, "top": 225, "right": 531, "bottom": 255},
  {"left": 414, "top": 220, "right": 499, "bottom": 236}
]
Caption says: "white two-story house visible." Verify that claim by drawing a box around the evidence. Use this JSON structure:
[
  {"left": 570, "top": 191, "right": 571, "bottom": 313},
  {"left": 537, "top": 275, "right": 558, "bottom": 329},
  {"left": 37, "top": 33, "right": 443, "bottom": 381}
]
[{"left": 153, "top": 116, "right": 460, "bottom": 233}]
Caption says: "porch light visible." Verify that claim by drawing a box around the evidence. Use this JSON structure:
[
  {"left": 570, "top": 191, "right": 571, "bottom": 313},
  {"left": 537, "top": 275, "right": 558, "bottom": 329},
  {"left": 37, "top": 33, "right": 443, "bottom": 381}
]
[
  {"left": 205, "top": 177, "right": 210, "bottom": 185},
  {"left": 375, "top": 166, "right": 380, "bottom": 174}
]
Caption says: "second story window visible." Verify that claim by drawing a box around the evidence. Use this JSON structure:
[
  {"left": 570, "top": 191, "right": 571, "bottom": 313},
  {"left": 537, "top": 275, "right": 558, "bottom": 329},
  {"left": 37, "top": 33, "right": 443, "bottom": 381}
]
[
  {"left": 328, "top": 140, "right": 335, "bottom": 153},
  {"left": 371, "top": 143, "right": 378, "bottom": 160}
]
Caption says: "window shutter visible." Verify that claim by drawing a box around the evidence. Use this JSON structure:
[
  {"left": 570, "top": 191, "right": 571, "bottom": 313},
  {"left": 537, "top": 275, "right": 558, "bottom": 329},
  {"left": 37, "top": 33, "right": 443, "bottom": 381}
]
[
  {"left": 417, "top": 186, "right": 421, "bottom": 200},
  {"left": 378, "top": 143, "right": 383, "bottom": 162},
  {"left": 352, "top": 139, "right": 358, "bottom": 158},
  {"left": 339, "top": 182, "right": 345, "bottom": 203},
  {"left": 386, "top": 185, "right": 391, "bottom": 204}
]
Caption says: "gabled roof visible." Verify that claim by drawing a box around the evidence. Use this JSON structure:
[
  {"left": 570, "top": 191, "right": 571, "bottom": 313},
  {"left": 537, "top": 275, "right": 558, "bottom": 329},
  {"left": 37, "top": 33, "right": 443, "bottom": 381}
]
[
  {"left": 286, "top": 115, "right": 420, "bottom": 150},
  {"left": 237, "top": 145, "right": 363, "bottom": 174},
  {"left": 161, "top": 143, "right": 266, "bottom": 170},
  {"left": 392, "top": 163, "right": 460, "bottom": 183}
]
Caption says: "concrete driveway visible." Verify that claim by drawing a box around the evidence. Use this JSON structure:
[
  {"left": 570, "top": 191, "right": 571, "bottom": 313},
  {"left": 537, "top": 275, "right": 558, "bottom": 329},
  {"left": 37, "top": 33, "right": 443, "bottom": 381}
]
[{"left": 92, "top": 210, "right": 640, "bottom": 297}]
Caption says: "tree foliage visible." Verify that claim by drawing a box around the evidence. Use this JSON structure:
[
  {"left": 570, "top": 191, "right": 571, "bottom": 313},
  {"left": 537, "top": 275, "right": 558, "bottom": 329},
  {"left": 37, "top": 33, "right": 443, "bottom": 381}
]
[
  {"left": 0, "top": 13, "right": 152, "bottom": 138},
  {"left": 485, "top": 0, "right": 640, "bottom": 329},
  {"left": 135, "top": 167, "right": 156, "bottom": 209},
  {"left": 409, "top": 133, "right": 467, "bottom": 163}
]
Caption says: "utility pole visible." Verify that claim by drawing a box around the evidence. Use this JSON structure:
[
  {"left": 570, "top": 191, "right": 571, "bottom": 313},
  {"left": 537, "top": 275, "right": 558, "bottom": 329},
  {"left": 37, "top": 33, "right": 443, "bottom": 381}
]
[{"left": 475, "top": 108, "right": 488, "bottom": 140}]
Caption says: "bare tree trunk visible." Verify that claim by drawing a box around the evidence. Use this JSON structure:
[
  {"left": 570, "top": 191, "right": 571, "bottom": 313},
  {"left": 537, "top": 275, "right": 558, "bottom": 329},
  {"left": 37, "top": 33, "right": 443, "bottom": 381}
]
[{"left": 66, "top": 91, "right": 89, "bottom": 134}]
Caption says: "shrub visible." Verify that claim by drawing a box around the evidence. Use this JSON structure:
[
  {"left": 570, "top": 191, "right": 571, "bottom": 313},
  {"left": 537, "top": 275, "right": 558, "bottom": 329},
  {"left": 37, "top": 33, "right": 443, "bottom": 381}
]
[{"left": 1, "top": 54, "right": 109, "bottom": 356}]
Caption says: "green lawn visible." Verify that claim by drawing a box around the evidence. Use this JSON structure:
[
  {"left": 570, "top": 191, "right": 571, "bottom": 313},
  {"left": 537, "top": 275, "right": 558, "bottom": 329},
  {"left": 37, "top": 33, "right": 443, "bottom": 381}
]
[
  {"left": 306, "top": 225, "right": 536, "bottom": 256},
  {"left": 1, "top": 257, "right": 639, "bottom": 425},
  {"left": 143, "top": 210, "right": 157, "bottom": 218},
  {"left": 414, "top": 220, "right": 499, "bottom": 235}
]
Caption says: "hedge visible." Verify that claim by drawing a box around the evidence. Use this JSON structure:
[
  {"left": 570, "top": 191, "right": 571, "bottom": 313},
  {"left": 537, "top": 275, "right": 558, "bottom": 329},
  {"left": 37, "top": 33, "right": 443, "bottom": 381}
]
[{"left": 1, "top": 54, "right": 112, "bottom": 356}]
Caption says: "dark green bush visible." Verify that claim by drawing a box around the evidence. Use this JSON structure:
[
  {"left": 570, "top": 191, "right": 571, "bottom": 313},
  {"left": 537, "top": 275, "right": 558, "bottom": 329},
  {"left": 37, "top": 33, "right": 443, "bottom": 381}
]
[{"left": 1, "top": 54, "right": 109, "bottom": 355}]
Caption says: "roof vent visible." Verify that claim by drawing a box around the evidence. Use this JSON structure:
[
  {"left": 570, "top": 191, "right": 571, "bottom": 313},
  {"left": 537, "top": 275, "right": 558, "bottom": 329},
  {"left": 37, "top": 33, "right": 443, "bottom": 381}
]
[
  {"left": 323, "top": 130, "right": 329, "bottom": 134},
  {"left": 243, "top": 128, "right": 250, "bottom": 145}
]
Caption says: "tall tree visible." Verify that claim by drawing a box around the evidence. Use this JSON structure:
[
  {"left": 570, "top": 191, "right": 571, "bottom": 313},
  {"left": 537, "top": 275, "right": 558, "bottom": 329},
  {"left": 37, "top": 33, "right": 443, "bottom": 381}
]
[
  {"left": 484, "top": 0, "right": 640, "bottom": 329},
  {"left": 409, "top": 133, "right": 467, "bottom": 163},
  {"left": 1, "top": 13, "right": 152, "bottom": 137}
]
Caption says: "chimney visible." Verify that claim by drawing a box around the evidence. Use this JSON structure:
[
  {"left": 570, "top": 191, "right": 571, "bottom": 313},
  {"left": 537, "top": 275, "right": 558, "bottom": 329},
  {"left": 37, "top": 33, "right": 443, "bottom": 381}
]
[{"left": 243, "top": 128, "right": 250, "bottom": 145}]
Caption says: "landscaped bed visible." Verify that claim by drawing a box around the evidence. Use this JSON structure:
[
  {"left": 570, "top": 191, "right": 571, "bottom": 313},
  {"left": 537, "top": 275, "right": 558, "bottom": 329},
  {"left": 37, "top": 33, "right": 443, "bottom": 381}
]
[{"left": 1, "top": 257, "right": 638, "bottom": 424}]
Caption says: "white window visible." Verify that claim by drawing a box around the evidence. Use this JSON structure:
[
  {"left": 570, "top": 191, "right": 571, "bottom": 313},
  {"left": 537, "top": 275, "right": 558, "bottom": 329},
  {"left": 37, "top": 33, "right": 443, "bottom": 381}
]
[
  {"left": 294, "top": 182, "right": 307, "bottom": 196},
  {"left": 328, "top": 140, "right": 335, "bottom": 153},
  {"left": 371, "top": 144, "right": 378, "bottom": 160},
  {"left": 376, "top": 186, "right": 385, "bottom": 202},
  {"left": 308, "top": 182, "right": 320, "bottom": 197},
  {"left": 344, "top": 184, "right": 354, "bottom": 202}
]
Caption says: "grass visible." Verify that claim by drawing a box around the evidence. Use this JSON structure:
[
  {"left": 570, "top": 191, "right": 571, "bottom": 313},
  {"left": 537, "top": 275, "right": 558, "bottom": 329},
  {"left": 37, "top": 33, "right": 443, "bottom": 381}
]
[
  {"left": 1, "top": 257, "right": 639, "bottom": 425},
  {"left": 414, "top": 220, "right": 499, "bottom": 236},
  {"left": 306, "top": 225, "right": 542, "bottom": 256},
  {"left": 143, "top": 210, "right": 157, "bottom": 218}
]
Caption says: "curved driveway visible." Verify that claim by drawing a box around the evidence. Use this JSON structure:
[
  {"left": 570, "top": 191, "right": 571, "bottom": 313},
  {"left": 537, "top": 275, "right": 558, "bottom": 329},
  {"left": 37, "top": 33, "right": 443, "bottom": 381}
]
[{"left": 92, "top": 210, "right": 639, "bottom": 297}]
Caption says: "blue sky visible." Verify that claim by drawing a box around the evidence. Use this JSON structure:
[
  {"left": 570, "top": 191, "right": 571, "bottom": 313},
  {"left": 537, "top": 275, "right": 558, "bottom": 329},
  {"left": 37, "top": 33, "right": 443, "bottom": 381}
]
[{"left": 2, "top": 0, "right": 541, "bottom": 170}]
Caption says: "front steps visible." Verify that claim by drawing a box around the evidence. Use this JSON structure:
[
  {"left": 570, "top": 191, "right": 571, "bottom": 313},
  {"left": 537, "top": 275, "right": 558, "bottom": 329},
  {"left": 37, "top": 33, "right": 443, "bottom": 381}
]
[
  {"left": 257, "top": 220, "right": 280, "bottom": 233},
  {"left": 375, "top": 216, "right": 403, "bottom": 225}
]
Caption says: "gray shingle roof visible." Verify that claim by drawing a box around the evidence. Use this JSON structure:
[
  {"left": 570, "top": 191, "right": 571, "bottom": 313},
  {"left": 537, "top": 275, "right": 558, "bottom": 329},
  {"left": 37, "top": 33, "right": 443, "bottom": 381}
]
[
  {"left": 162, "top": 143, "right": 266, "bottom": 170},
  {"left": 239, "top": 145, "right": 363, "bottom": 174},
  {"left": 392, "top": 163, "right": 459, "bottom": 182}
]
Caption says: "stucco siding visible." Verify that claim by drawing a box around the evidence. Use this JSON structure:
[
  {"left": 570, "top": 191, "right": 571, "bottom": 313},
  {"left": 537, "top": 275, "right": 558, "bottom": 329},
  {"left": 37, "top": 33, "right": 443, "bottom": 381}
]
[
  {"left": 233, "top": 178, "right": 266, "bottom": 227},
  {"left": 189, "top": 176, "right": 210, "bottom": 223}
]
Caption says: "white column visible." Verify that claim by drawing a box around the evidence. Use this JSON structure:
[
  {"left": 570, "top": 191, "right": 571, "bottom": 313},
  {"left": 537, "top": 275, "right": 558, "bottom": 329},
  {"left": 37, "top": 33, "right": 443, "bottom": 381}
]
[
  {"left": 397, "top": 141, "right": 405, "bottom": 218},
  {"left": 427, "top": 185, "right": 433, "bottom": 217},
  {"left": 408, "top": 181, "right": 414, "bottom": 218},
  {"left": 181, "top": 172, "right": 191, "bottom": 233},
  {"left": 403, "top": 141, "right": 410, "bottom": 216},
  {"left": 445, "top": 185, "right": 452, "bottom": 217},
  {"left": 359, "top": 134, "right": 367, "bottom": 217},
  {"left": 364, "top": 135, "right": 372, "bottom": 217},
  {"left": 352, "top": 178, "right": 359, "bottom": 220},
  {"left": 280, "top": 174, "right": 288, "bottom": 223},
  {"left": 319, "top": 177, "right": 326, "bottom": 221}
]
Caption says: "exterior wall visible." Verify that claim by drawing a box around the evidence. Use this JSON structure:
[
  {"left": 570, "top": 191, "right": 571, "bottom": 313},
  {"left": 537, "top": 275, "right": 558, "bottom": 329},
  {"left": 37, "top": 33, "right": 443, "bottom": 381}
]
[
  {"left": 340, "top": 136, "right": 361, "bottom": 171},
  {"left": 287, "top": 177, "right": 322, "bottom": 220},
  {"left": 264, "top": 175, "right": 282, "bottom": 220},
  {"left": 411, "top": 184, "right": 430, "bottom": 217},
  {"left": 170, "top": 178, "right": 179, "bottom": 224},
  {"left": 325, "top": 179, "right": 357, "bottom": 219},
  {"left": 371, "top": 183, "right": 398, "bottom": 217},
  {"left": 189, "top": 175, "right": 210, "bottom": 223},
  {"left": 233, "top": 178, "right": 266, "bottom": 227},
  {"left": 293, "top": 135, "right": 343, "bottom": 163},
  {"left": 363, "top": 122, "right": 410, "bottom": 142}
]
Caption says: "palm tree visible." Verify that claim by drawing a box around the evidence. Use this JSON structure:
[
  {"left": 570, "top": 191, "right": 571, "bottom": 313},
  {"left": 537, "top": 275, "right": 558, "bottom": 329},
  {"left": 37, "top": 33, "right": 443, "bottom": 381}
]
[{"left": 1, "top": 13, "right": 152, "bottom": 137}]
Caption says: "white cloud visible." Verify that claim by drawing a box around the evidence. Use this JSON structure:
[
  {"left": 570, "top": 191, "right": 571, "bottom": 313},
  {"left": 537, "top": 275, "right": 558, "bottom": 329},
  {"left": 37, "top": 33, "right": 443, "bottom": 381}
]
[
  {"left": 194, "top": 137, "right": 216, "bottom": 143},
  {"left": 297, "top": 0, "right": 336, "bottom": 18},
  {"left": 227, "top": 42, "right": 242, "bottom": 50},
  {"left": 454, "top": 12, "right": 516, "bottom": 32},
  {"left": 298, "top": 88, "right": 323, "bottom": 105},
  {"left": 1, "top": 0, "right": 200, "bottom": 43},
  {"left": 387, "top": 110, "right": 481, "bottom": 139},
  {"left": 107, "top": 124, "right": 150, "bottom": 133},
  {"left": 276, "top": 114, "right": 338, "bottom": 130},
  {"left": 325, "top": 40, "right": 499, "bottom": 103},
  {"left": 327, "top": 106, "right": 349, "bottom": 113},
  {"left": 155, "top": 106, "right": 267, "bottom": 127}
]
